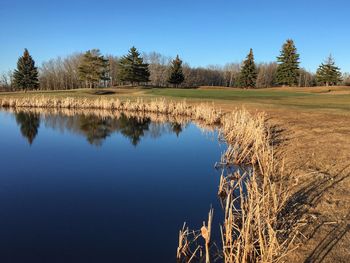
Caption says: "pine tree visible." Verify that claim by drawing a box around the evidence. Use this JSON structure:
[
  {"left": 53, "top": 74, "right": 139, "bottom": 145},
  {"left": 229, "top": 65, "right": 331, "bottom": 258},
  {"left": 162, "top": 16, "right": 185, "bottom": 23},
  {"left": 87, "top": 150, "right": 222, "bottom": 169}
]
[
  {"left": 78, "top": 49, "right": 109, "bottom": 88},
  {"left": 168, "top": 55, "right": 185, "bottom": 87},
  {"left": 118, "top": 47, "right": 150, "bottom": 86},
  {"left": 13, "top": 49, "right": 39, "bottom": 90},
  {"left": 316, "top": 55, "right": 342, "bottom": 86},
  {"left": 275, "top": 39, "right": 300, "bottom": 86},
  {"left": 239, "top": 48, "right": 257, "bottom": 88}
]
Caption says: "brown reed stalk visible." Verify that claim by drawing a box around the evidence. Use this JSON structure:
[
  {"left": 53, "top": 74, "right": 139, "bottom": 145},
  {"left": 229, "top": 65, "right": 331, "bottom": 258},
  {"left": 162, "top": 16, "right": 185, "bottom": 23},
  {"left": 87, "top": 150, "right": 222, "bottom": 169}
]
[{"left": 201, "top": 208, "right": 214, "bottom": 263}]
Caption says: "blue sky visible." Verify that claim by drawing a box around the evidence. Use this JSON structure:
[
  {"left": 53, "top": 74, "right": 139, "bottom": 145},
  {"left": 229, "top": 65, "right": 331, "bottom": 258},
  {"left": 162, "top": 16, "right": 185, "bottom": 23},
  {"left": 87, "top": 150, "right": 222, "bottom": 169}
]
[{"left": 1, "top": 0, "right": 349, "bottom": 73}]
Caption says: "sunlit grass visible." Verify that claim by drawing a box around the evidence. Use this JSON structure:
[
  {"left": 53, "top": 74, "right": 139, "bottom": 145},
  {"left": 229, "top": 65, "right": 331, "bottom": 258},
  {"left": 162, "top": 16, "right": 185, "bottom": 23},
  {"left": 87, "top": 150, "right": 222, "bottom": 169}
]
[{"left": 1, "top": 86, "right": 349, "bottom": 111}]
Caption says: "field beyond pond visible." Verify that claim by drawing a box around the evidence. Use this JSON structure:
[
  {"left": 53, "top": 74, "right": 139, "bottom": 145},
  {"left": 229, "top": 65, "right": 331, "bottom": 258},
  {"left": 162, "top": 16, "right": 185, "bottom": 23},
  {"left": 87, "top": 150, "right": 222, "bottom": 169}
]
[
  {"left": 1, "top": 86, "right": 350, "bottom": 262},
  {"left": 2, "top": 85, "right": 350, "bottom": 112}
]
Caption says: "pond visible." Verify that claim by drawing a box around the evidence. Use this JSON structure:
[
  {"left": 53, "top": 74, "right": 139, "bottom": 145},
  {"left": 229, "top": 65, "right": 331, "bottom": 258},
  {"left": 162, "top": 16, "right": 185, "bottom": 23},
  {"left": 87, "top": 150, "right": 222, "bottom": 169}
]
[{"left": 0, "top": 109, "right": 225, "bottom": 263}]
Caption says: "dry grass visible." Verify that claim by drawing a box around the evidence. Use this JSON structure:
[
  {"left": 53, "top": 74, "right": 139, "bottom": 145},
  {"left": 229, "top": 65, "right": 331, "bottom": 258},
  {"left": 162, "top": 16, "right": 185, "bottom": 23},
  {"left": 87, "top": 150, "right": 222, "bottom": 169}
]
[
  {"left": 178, "top": 109, "right": 293, "bottom": 262},
  {"left": 0, "top": 95, "right": 294, "bottom": 262},
  {"left": 201, "top": 208, "right": 214, "bottom": 263},
  {"left": 0, "top": 96, "right": 222, "bottom": 125}
]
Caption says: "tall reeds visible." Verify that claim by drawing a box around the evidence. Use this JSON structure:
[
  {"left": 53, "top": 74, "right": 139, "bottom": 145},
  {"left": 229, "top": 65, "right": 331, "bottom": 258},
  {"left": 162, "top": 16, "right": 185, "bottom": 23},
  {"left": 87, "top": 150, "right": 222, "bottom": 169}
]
[
  {"left": 178, "top": 109, "right": 291, "bottom": 262},
  {"left": 0, "top": 96, "right": 222, "bottom": 125}
]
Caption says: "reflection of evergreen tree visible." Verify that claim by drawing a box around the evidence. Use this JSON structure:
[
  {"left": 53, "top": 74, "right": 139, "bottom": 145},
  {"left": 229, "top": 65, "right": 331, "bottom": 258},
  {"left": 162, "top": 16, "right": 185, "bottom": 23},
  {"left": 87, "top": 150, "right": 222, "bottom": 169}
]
[
  {"left": 15, "top": 112, "right": 40, "bottom": 145},
  {"left": 171, "top": 122, "right": 182, "bottom": 137},
  {"left": 118, "top": 114, "right": 151, "bottom": 146},
  {"left": 79, "top": 115, "right": 116, "bottom": 146},
  {"left": 41, "top": 113, "right": 184, "bottom": 146}
]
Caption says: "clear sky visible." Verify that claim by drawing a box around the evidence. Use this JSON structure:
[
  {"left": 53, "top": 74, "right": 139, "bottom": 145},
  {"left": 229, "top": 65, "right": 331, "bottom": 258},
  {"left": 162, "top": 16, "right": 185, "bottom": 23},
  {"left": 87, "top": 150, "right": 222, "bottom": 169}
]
[{"left": 1, "top": 0, "right": 349, "bottom": 73}]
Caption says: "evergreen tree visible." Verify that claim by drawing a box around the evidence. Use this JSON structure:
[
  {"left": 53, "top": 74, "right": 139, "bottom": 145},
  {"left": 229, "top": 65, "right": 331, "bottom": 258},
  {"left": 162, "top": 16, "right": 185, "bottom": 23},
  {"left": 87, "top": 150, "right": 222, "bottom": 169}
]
[
  {"left": 78, "top": 49, "right": 109, "bottom": 88},
  {"left": 316, "top": 55, "right": 342, "bottom": 86},
  {"left": 118, "top": 47, "right": 150, "bottom": 85},
  {"left": 168, "top": 55, "right": 185, "bottom": 87},
  {"left": 239, "top": 48, "right": 257, "bottom": 88},
  {"left": 13, "top": 49, "right": 39, "bottom": 90},
  {"left": 275, "top": 39, "right": 300, "bottom": 86}
]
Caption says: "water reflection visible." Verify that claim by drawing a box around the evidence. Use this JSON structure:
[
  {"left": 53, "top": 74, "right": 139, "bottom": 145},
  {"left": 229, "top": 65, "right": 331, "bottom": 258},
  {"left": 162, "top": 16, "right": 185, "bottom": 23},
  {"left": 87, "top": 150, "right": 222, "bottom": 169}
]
[
  {"left": 14, "top": 111, "right": 185, "bottom": 146},
  {"left": 118, "top": 115, "right": 151, "bottom": 146},
  {"left": 15, "top": 112, "right": 40, "bottom": 145},
  {"left": 171, "top": 122, "right": 182, "bottom": 137},
  {"left": 0, "top": 109, "right": 223, "bottom": 263},
  {"left": 79, "top": 115, "right": 119, "bottom": 146}
]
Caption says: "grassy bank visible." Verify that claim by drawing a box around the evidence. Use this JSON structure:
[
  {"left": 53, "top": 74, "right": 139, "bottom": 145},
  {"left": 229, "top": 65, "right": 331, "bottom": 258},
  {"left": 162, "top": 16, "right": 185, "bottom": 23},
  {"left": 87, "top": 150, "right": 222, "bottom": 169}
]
[
  {"left": 1, "top": 86, "right": 350, "bottom": 112},
  {"left": 147, "top": 87, "right": 350, "bottom": 111}
]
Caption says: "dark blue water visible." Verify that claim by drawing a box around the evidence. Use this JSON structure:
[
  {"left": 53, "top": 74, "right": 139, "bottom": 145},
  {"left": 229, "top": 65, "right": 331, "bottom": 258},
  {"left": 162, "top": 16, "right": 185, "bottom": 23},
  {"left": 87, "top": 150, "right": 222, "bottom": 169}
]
[{"left": 0, "top": 110, "right": 224, "bottom": 263}]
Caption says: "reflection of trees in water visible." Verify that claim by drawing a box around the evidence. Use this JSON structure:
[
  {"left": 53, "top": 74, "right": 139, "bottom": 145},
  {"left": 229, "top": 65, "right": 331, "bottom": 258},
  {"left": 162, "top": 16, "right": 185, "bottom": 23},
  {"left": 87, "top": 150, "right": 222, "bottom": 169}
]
[
  {"left": 171, "top": 122, "right": 182, "bottom": 137},
  {"left": 118, "top": 114, "right": 151, "bottom": 146},
  {"left": 40, "top": 113, "right": 184, "bottom": 146},
  {"left": 15, "top": 112, "right": 40, "bottom": 145},
  {"left": 79, "top": 115, "right": 119, "bottom": 146},
  {"left": 145, "top": 122, "right": 184, "bottom": 139},
  {"left": 42, "top": 114, "right": 120, "bottom": 146}
]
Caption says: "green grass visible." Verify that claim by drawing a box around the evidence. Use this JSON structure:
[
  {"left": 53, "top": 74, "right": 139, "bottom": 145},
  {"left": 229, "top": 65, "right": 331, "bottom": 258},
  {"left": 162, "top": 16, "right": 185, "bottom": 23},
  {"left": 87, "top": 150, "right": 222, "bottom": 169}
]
[
  {"left": 146, "top": 88, "right": 311, "bottom": 99},
  {"left": 145, "top": 88, "right": 350, "bottom": 111},
  {"left": 1, "top": 87, "right": 350, "bottom": 112}
]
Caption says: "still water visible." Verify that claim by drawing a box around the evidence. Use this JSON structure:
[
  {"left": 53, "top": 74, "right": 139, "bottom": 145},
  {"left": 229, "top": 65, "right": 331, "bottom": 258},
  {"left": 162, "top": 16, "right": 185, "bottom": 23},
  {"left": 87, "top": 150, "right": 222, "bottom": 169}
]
[{"left": 0, "top": 109, "right": 225, "bottom": 263}]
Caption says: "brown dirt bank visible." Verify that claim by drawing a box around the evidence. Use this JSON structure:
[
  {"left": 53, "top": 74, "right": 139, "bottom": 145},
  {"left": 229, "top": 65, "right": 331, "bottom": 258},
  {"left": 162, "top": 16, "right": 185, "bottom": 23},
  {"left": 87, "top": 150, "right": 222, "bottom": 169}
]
[{"left": 219, "top": 102, "right": 350, "bottom": 262}]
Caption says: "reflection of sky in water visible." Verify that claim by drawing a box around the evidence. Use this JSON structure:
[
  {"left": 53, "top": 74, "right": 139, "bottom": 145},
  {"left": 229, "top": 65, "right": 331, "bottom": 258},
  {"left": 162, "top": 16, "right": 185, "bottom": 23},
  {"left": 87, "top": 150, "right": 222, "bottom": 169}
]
[{"left": 0, "top": 110, "right": 226, "bottom": 263}]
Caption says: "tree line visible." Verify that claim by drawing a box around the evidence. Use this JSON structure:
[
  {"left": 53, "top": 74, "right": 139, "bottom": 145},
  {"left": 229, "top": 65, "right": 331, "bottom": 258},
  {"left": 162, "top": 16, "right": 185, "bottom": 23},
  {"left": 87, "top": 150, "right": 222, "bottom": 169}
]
[{"left": 1, "top": 39, "right": 349, "bottom": 91}]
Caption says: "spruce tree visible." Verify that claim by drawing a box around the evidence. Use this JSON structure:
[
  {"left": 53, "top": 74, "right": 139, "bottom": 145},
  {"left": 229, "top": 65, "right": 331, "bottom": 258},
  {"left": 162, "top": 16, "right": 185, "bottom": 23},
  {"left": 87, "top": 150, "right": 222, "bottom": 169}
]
[
  {"left": 275, "top": 39, "right": 300, "bottom": 86},
  {"left": 118, "top": 47, "right": 150, "bottom": 86},
  {"left": 13, "top": 49, "right": 39, "bottom": 90},
  {"left": 239, "top": 48, "right": 257, "bottom": 88},
  {"left": 316, "top": 55, "right": 342, "bottom": 86},
  {"left": 78, "top": 49, "right": 108, "bottom": 88},
  {"left": 168, "top": 55, "right": 185, "bottom": 87}
]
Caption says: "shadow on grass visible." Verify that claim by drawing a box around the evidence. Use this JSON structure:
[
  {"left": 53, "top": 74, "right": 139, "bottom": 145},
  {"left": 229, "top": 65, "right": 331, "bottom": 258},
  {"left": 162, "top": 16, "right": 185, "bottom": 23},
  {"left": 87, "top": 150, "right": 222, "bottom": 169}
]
[
  {"left": 91, "top": 90, "right": 116, "bottom": 95},
  {"left": 278, "top": 163, "right": 350, "bottom": 262},
  {"left": 304, "top": 213, "right": 350, "bottom": 263}
]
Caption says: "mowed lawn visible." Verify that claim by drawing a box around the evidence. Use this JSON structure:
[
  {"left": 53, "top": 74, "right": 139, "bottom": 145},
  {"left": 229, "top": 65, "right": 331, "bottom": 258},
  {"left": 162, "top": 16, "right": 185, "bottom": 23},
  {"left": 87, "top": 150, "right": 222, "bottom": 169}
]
[
  {"left": 147, "top": 86, "right": 350, "bottom": 112},
  {"left": 1, "top": 86, "right": 350, "bottom": 112}
]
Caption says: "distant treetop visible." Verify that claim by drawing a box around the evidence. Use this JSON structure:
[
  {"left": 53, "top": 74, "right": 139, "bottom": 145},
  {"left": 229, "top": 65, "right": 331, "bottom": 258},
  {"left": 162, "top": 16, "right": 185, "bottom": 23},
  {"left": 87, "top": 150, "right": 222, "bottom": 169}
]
[
  {"left": 13, "top": 49, "right": 39, "bottom": 90},
  {"left": 316, "top": 55, "right": 342, "bottom": 86},
  {"left": 118, "top": 46, "right": 150, "bottom": 86},
  {"left": 239, "top": 48, "right": 257, "bottom": 88},
  {"left": 275, "top": 39, "right": 300, "bottom": 87},
  {"left": 168, "top": 55, "right": 185, "bottom": 87}
]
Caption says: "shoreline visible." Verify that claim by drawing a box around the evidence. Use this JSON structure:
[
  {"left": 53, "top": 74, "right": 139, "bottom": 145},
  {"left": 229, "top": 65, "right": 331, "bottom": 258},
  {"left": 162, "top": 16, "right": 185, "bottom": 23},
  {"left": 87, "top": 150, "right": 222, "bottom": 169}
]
[{"left": 0, "top": 95, "right": 293, "bottom": 262}]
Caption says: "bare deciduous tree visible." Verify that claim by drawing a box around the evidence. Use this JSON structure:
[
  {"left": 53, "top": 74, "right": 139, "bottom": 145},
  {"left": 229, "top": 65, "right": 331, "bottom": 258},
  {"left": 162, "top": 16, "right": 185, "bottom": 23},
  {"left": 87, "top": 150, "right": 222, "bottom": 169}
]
[
  {"left": 40, "top": 53, "right": 84, "bottom": 90},
  {"left": 256, "top": 62, "right": 278, "bottom": 88},
  {"left": 143, "top": 52, "right": 171, "bottom": 87},
  {"left": 0, "top": 70, "right": 13, "bottom": 91}
]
